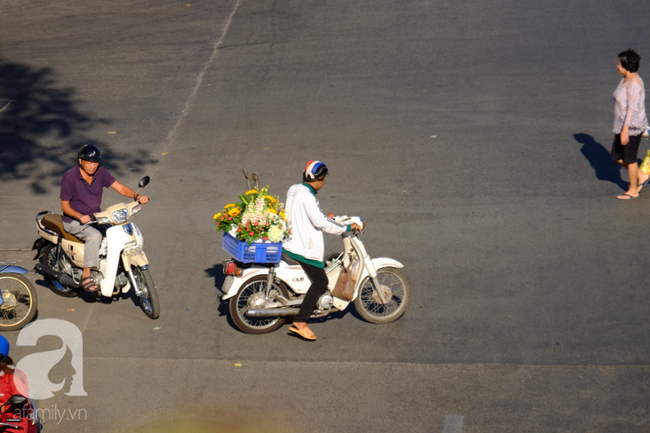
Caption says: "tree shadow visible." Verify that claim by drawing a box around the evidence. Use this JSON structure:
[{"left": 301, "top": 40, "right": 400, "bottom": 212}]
[
  {"left": 575, "top": 133, "right": 626, "bottom": 189},
  {"left": 0, "top": 58, "right": 156, "bottom": 194}
]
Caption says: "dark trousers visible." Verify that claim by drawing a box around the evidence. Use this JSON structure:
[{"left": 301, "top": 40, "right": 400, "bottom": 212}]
[
  {"left": 294, "top": 262, "right": 329, "bottom": 323},
  {"left": 611, "top": 133, "right": 643, "bottom": 164}
]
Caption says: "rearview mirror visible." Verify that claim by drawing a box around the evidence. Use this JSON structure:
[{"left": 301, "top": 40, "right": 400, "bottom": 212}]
[
  {"left": 7, "top": 394, "right": 27, "bottom": 406},
  {"left": 138, "top": 176, "right": 150, "bottom": 188}
]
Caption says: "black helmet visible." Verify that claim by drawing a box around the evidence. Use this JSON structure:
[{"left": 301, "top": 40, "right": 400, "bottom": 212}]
[{"left": 77, "top": 144, "right": 102, "bottom": 162}]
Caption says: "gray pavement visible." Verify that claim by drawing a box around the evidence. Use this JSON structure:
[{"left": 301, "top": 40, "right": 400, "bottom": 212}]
[{"left": 1, "top": 0, "right": 650, "bottom": 432}]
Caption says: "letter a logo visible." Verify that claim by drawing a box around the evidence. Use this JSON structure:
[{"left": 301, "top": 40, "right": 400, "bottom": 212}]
[{"left": 15, "top": 319, "right": 87, "bottom": 400}]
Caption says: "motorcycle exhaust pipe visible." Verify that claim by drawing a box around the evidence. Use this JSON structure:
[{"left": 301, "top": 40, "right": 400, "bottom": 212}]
[
  {"left": 34, "top": 263, "right": 80, "bottom": 289},
  {"left": 246, "top": 308, "right": 300, "bottom": 318}
]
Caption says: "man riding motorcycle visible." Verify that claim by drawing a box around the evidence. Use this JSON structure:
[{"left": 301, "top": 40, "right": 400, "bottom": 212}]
[
  {"left": 60, "top": 144, "right": 149, "bottom": 292},
  {"left": 283, "top": 160, "right": 361, "bottom": 341}
]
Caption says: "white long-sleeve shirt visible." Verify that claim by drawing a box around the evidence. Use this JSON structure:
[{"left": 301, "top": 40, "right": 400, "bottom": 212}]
[{"left": 282, "top": 183, "right": 348, "bottom": 264}]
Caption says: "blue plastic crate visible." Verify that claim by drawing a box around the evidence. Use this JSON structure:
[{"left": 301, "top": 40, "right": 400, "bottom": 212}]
[{"left": 222, "top": 233, "right": 282, "bottom": 263}]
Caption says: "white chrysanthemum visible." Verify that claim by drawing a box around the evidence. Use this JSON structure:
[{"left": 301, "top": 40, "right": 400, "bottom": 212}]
[{"left": 267, "top": 225, "right": 285, "bottom": 243}]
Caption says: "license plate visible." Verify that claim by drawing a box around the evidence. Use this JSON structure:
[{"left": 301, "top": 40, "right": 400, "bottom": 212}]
[{"left": 221, "top": 276, "right": 234, "bottom": 294}]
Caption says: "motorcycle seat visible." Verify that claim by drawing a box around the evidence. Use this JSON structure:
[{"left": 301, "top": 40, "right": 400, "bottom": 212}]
[
  {"left": 42, "top": 214, "right": 83, "bottom": 243},
  {"left": 281, "top": 252, "right": 301, "bottom": 266}
]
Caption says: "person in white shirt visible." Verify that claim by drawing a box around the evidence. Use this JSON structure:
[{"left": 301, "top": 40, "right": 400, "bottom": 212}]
[{"left": 283, "top": 161, "right": 361, "bottom": 340}]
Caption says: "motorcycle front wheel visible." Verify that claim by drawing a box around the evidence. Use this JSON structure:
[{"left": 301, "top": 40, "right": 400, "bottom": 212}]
[
  {"left": 40, "top": 243, "right": 77, "bottom": 297},
  {"left": 354, "top": 267, "right": 410, "bottom": 324},
  {"left": 229, "top": 276, "right": 290, "bottom": 334},
  {"left": 132, "top": 266, "right": 160, "bottom": 319},
  {"left": 0, "top": 273, "right": 38, "bottom": 331}
]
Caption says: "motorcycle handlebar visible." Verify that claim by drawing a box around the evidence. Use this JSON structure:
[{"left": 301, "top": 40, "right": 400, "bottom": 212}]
[{"left": 81, "top": 216, "right": 97, "bottom": 228}]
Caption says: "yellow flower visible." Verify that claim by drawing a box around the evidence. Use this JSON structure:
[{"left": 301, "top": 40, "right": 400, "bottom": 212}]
[
  {"left": 264, "top": 195, "right": 276, "bottom": 203},
  {"left": 279, "top": 211, "right": 286, "bottom": 219},
  {"left": 245, "top": 189, "right": 257, "bottom": 195},
  {"left": 224, "top": 204, "right": 235, "bottom": 209},
  {"left": 228, "top": 208, "right": 240, "bottom": 217},
  {"left": 213, "top": 213, "right": 221, "bottom": 220},
  {"left": 268, "top": 208, "right": 278, "bottom": 214}
]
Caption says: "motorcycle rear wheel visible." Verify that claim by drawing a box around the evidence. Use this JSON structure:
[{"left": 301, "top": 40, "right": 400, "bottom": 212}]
[
  {"left": 354, "top": 267, "right": 410, "bottom": 324},
  {"left": 132, "top": 266, "right": 160, "bottom": 319},
  {"left": 229, "top": 276, "right": 290, "bottom": 334},
  {"left": 0, "top": 273, "right": 38, "bottom": 331},
  {"left": 40, "top": 243, "right": 77, "bottom": 297}
]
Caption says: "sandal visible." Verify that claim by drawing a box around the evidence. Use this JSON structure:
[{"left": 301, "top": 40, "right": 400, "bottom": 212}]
[
  {"left": 639, "top": 177, "right": 650, "bottom": 192},
  {"left": 617, "top": 193, "right": 640, "bottom": 200},
  {"left": 289, "top": 326, "right": 317, "bottom": 341},
  {"left": 80, "top": 276, "right": 98, "bottom": 292}
]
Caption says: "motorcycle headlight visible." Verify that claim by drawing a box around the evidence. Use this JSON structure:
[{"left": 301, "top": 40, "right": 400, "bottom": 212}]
[
  {"left": 131, "top": 204, "right": 142, "bottom": 216},
  {"left": 95, "top": 216, "right": 111, "bottom": 224},
  {"left": 111, "top": 208, "right": 129, "bottom": 224}
]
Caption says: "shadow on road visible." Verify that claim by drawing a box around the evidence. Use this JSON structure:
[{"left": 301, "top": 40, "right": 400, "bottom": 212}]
[
  {"left": 575, "top": 133, "right": 626, "bottom": 189},
  {"left": 205, "top": 263, "right": 227, "bottom": 294},
  {"left": 205, "top": 263, "right": 239, "bottom": 328},
  {"left": 0, "top": 58, "right": 154, "bottom": 194},
  {"left": 33, "top": 274, "right": 127, "bottom": 306}
]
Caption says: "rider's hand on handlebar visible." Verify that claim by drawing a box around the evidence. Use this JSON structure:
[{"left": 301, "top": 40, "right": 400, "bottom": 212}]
[
  {"left": 351, "top": 223, "right": 362, "bottom": 233},
  {"left": 327, "top": 213, "right": 335, "bottom": 219},
  {"left": 79, "top": 215, "right": 92, "bottom": 224},
  {"left": 137, "top": 195, "right": 149, "bottom": 205}
]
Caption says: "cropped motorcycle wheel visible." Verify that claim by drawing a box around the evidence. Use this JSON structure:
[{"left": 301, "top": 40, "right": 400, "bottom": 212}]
[
  {"left": 229, "top": 276, "right": 290, "bottom": 334},
  {"left": 0, "top": 273, "right": 38, "bottom": 331},
  {"left": 39, "top": 243, "right": 77, "bottom": 297},
  {"left": 132, "top": 266, "right": 160, "bottom": 319},
  {"left": 354, "top": 267, "right": 410, "bottom": 324}
]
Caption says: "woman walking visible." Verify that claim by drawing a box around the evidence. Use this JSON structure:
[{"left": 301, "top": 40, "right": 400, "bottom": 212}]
[{"left": 611, "top": 48, "right": 649, "bottom": 200}]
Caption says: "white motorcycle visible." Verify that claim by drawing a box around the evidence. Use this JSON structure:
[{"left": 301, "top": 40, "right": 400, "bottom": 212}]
[
  {"left": 222, "top": 216, "right": 410, "bottom": 334},
  {"left": 32, "top": 176, "right": 160, "bottom": 319}
]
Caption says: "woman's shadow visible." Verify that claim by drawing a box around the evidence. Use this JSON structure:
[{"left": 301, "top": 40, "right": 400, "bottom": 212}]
[{"left": 575, "top": 133, "right": 627, "bottom": 189}]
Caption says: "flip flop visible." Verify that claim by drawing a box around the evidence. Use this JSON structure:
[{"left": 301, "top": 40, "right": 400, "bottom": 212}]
[
  {"left": 80, "top": 276, "right": 98, "bottom": 292},
  {"left": 639, "top": 178, "right": 650, "bottom": 192},
  {"left": 617, "top": 193, "right": 640, "bottom": 200},
  {"left": 289, "top": 326, "right": 317, "bottom": 341}
]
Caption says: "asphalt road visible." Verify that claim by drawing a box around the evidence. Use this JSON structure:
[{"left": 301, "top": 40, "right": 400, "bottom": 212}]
[{"left": 1, "top": 0, "right": 650, "bottom": 432}]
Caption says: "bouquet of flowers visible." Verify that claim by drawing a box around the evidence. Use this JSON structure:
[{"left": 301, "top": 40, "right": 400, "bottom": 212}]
[{"left": 214, "top": 186, "right": 291, "bottom": 244}]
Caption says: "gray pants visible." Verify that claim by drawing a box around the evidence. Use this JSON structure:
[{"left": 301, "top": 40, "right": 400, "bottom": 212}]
[{"left": 63, "top": 220, "right": 103, "bottom": 269}]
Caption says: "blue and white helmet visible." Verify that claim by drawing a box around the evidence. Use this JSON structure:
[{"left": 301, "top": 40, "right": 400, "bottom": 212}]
[
  {"left": 0, "top": 335, "right": 9, "bottom": 364},
  {"left": 304, "top": 160, "right": 328, "bottom": 181}
]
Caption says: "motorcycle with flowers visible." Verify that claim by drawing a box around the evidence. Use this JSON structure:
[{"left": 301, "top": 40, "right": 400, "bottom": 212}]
[{"left": 214, "top": 187, "right": 410, "bottom": 334}]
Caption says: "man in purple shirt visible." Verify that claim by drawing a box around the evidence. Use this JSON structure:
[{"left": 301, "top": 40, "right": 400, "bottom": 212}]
[{"left": 60, "top": 144, "right": 149, "bottom": 292}]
